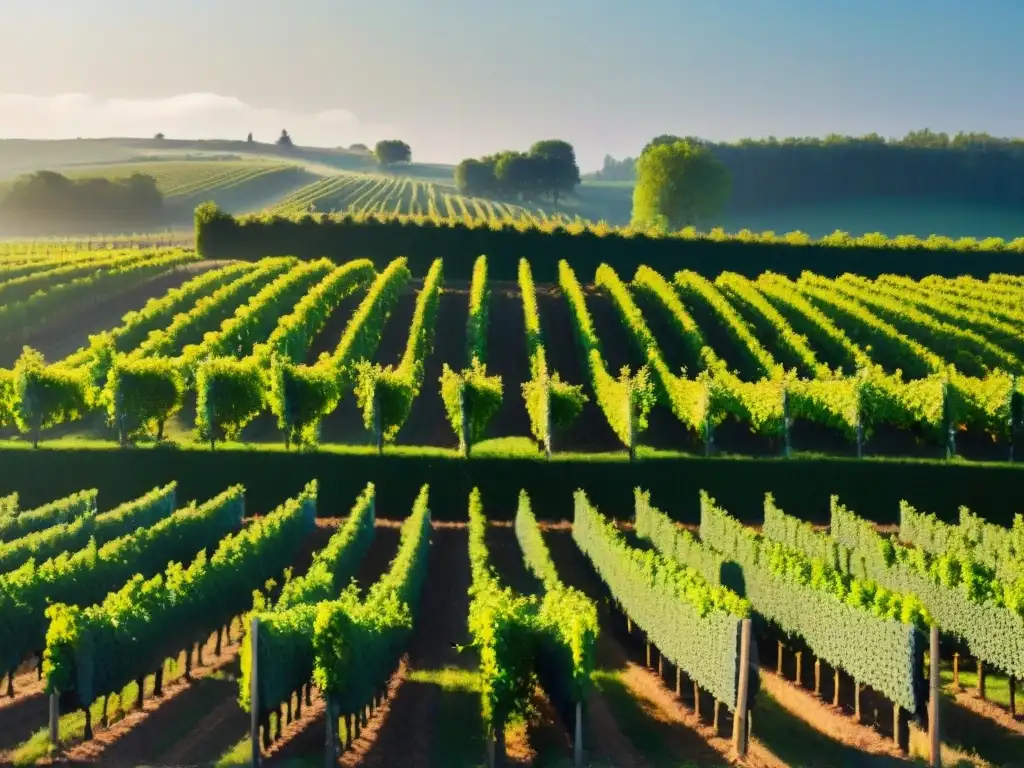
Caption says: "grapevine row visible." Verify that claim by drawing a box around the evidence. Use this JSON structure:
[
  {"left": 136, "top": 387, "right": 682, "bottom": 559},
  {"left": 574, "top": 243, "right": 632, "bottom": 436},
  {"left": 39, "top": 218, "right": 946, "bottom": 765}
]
[
  {"left": 354, "top": 258, "right": 444, "bottom": 448},
  {"left": 44, "top": 482, "right": 316, "bottom": 739},
  {"left": 518, "top": 258, "right": 586, "bottom": 455},
  {"left": 0, "top": 485, "right": 243, "bottom": 692},
  {"left": 559, "top": 259, "right": 655, "bottom": 454},
  {"left": 440, "top": 255, "right": 503, "bottom": 455}
]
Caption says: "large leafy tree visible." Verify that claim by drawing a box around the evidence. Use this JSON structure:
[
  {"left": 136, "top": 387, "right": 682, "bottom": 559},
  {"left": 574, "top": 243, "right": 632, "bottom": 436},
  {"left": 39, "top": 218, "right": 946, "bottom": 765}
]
[
  {"left": 454, "top": 158, "right": 498, "bottom": 196},
  {"left": 631, "top": 140, "right": 732, "bottom": 231},
  {"left": 374, "top": 139, "right": 412, "bottom": 166},
  {"left": 528, "top": 139, "right": 581, "bottom": 203}
]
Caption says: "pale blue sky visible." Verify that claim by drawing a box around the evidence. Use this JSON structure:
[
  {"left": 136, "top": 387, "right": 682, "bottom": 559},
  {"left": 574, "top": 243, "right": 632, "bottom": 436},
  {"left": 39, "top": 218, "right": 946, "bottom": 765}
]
[{"left": 1, "top": 0, "right": 1021, "bottom": 170}]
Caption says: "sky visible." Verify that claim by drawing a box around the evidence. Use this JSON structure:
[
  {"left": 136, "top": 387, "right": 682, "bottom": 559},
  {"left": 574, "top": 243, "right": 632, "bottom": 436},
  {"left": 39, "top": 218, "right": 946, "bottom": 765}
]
[{"left": 1, "top": 0, "right": 1022, "bottom": 171}]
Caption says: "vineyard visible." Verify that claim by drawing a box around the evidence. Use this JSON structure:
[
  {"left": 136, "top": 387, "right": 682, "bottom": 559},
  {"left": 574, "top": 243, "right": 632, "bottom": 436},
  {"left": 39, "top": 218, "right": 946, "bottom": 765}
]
[
  {"left": 1, "top": 247, "right": 1023, "bottom": 462},
  {"left": 0, "top": 474, "right": 1019, "bottom": 766},
  {"left": 263, "top": 170, "right": 567, "bottom": 223},
  {"left": 1, "top": 229, "right": 1024, "bottom": 765}
]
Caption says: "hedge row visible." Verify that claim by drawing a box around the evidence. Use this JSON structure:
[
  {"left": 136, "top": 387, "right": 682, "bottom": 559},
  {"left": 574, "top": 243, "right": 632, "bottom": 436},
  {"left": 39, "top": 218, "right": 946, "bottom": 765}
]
[
  {"left": 1, "top": 446, "right": 1021, "bottom": 528},
  {"left": 194, "top": 207, "right": 1024, "bottom": 283}
]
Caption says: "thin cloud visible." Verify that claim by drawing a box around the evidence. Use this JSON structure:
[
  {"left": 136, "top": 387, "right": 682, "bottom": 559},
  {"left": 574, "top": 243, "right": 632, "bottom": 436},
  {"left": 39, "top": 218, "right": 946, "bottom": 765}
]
[{"left": 0, "top": 92, "right": 394, "bottom": 146}]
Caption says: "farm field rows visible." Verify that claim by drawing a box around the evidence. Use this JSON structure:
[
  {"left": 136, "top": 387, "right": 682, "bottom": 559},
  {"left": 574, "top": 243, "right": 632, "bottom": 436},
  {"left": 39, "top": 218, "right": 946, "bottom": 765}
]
[
  {"left": 2, "top": 248, "right": 1023, "bottom": 462},
  {"left": 263, "top": 170, "right": 574, "bottom": 224},
  {"left": 0, "top": 478, "right": 1020, "bottom": 766},
  {"left": 0, "top": 160, "right": 323, "bottom": 223}
]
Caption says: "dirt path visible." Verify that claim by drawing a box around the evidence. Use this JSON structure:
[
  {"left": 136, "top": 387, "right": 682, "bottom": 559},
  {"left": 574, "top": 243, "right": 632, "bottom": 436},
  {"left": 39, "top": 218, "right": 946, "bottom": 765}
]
[
  {"left": 355, "top": 523, "right": 478, "bottom": 768},
  {"left": 0, "top": 261, "right": 225, "bottom": 366},
  {"left": 0, "top": 666, "right": 48, "bottom": 752},
  {"left": 59, "top": 631, "right": 243, "bottom": 765},
  {"left": 485, "top": 281, "right": 532, "bottom": 441},
  {"left": 535, "top": 286, "right": 620, "bottom": 453},
  {"left": 754, "top": 669, "right": 908, "bottom": 766}
]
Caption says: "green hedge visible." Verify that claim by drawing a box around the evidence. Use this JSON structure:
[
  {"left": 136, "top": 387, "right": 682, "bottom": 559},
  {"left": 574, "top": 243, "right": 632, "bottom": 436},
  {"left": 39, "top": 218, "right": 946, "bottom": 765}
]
[
  {"left": 1, "top": 444, "right": 1022, "bottom": 527},
  {"left": 195, "top": 208, "right": 1024, "bottom": 284}
]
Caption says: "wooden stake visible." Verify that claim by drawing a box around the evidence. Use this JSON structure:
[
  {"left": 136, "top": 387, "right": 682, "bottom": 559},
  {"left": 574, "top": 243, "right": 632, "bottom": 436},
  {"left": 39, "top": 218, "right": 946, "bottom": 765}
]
[
  {"left": 574, "top": 701, "right": 583, "bottom": 768},
  {"left": 777, "top": 641, "right": 784, "bottom": 675},
  {"left": 734, "top": 619, "right": 752, "bottom": 758},
  {"left": 250, "top": 617, "right": 261, "bottom": 767},
  {"left": 953, "top": 653, "right": 960, "bottom": 689},
  {"left": 814, "top": 659, "right": 821, "bottom": 695},
  {"left": 645, "top": 642, "right": 651, "bottom": 668},
  {"left": 626, "top": 616, "right": 632, "bottom": 634},
  {"left": 977, "top": 658, "right": 986, "bottom": 700},
  {"left": 324, "top": 698, "right": 336, "bottom": 767},
  {"left": 795, "top": 651, "right": 803, "bottom": 687},
  {"left": 893, "top": 703, "right": 901, "bottom": 749},
  {"left": 833, "top": 669, "right": 840, "bottom": 707},
  {"left": 675, "top": 666, "right": 681, "bottom": 696},
  {"left": 49, "top": 691, "right": 59, "bottom": 745},
  {"left": 693, "top": 680, "right": 701, "bottom": 718},
  {"left": 1009, "top": 677, "right": 1016, "bottom": 717},
  {"left": 929, "top": 625, "right": 940, "bottom": 768},
  {"left": 855, "top": 682, "right": 862, "bottom": 723},
  {"left": 658, "top": 652, "right": 663, "bottom": 677},
  {"left": 713, "top": 700, "right": 720, "bottom": 733}
]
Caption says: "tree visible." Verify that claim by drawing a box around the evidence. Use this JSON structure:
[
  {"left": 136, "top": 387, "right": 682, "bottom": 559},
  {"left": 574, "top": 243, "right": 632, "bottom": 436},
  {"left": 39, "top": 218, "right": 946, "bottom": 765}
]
[
  {"left": 246, "top": 133, "right": 254, "bottom": 143},
  {"left": 153, "top": 133, "right": 165, "bottom": 140},
  {"left": 276, "top": 130, "right": 293, "bottom": 148},
  {"left": 631, "top": 140, "right": 732, "bottom": 231},
  {"left": 495, "top": 152, "right": 543, "bottom": 199},
  {"left": 528, "top": 139, "right": 580, "bottom": 203},
  {"left": 374, "top": 140, "right": 411, "bottom": 166},
  {"left": 454, "top": 158, "right": 497, "bottom": 196},
  {"left": 349, "top": 143, "right": 370, "bottom": 153}
]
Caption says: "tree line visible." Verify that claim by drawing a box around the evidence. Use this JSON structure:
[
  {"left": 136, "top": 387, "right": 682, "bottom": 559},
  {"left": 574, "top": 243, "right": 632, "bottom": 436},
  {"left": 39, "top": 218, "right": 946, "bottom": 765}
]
[
  {"left": 0, "top": 171, "right": 164, "bottom": 235},
  {"left": 454, "top": 140, "right": 581, "bottom": 203},
  {"left": 595, "top": 130, "right": 1024, "bottom": 211}
]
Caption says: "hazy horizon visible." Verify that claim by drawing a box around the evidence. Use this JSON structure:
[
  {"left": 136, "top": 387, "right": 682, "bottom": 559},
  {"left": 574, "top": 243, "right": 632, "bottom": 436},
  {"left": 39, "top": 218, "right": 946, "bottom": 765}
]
[{"left": 2, "top": 0, "right": 1022, "bottom": 171}]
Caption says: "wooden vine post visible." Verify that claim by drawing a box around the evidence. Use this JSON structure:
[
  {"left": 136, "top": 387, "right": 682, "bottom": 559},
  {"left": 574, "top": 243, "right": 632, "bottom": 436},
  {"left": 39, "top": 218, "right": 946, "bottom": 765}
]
[
  {"left": 373, "top": 390, "right": 383, "bottom": 455},
  {"left": 734, "top": 618, "right": 752, "bottom": 758},
  {"left": 929, "top": 624, "right": 940, "bottom": 768},
  {"left": 459, "top": 385, "right": 471, "bottom": 458},
  {"left": 250, "top": 616, "right": 261, "bottom": 767},
  {"left": 324, "top": 698, "right": 338, "bottom": 767},
  {"left": 574, "top": 701, "right": 583, "bottom": 767},
  {"left": 49, "top": 690, "right": 59, "bottom": 746},
  {"left": 543, "top": 381, "right": 553, "bottom": 459},
  {"left": 1009, "top": 677, "right": 1017, "bottom": 717},
  {"left": 782, "top": 386, "right": 792, "bottom": 458}
]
